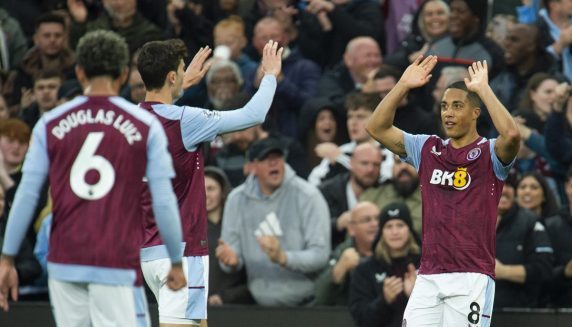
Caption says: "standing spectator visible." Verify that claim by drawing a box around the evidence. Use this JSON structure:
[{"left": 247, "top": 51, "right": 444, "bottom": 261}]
[
  {"left": 495, "top": 181, "right": 554, "bottom": 308},
  {"left": 165, "top": 0, "right": 214, "bottom": 56},
  {"left": 349, "top": 202, "right": 420, "bottom": 327},
  {"left": 4, "top": 13, "right": 74, "bottom": 110},
  {"left": 68, "top": 0, "right": 163, "bottom": 56},
  {"left": 250, "top": 16, "right": 321, "bottom": 138},
  {"left": 217, "top": 137, "right": 331, "bottom": 306},
  {"left": 315, "top": 36, "right": 382, "bottom": 115},
  {"left": 516, "top": 171, "right": 561, "bottom": 220},
  {"left": 385, "top": 0, "right": 450, "bottom": 72},
  {"left": 205, "top": 167, "right": 254, "bottom": 306},
  {"left": 19, "top": 70, "right": 62, "bottom": 129},
  {"left": 0, "top": 8, "right": 28, "bottom": 72},
  {"left": 361, "top": 155, "right": 423, "bottom": 236},
  {"left": 544, "top": 167, "right": 572, "bottom": 307},
  {"left": 314, "top": 201, "right": 380, "bottom": 306},
  {"left": 537, "top": 0, "right": 572, "bottom": 82},
  {"left": 206, "top": 60, "right": 244, "bottom": 110},
  {"left": 545, "top": 82, "right": 572, "bottom": 169},
  {"left": 319, "top": 143, "right": 382, "bottom": 249},
  {"left": 298, "top": 0, "right": 384, "bottom": 68}
]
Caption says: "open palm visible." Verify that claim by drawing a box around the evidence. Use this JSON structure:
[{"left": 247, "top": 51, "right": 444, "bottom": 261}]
[
  {"left": 260, "top": 40, "right": 284, "bottom": 77},
  {"left": 183, "top": 46, "right": 212, "bottom": 89},
  {"left": 464, "top": 61, "right": 489, "bottom": 93},
  {"left": 399, "top": 55, "right": 438, "bottom": 89}
]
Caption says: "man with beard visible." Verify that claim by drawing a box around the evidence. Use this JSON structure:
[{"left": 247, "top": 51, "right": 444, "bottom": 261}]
[
  {"left": 361, "top": 155, "right": 422, "bottom": 235},
  {"left": 319, "top": 143, "right": 383, "bottom": 248}
]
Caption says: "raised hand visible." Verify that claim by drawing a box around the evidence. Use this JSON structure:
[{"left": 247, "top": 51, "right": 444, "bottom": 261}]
[
  {"left": 260, "top": 40, "right": 284, "bottom": 77},
  {"left": 67, "top": 0, "right": 88, "bottom": 23},
  {"left": 398, "top": 55, "right": 438, "bottom": 90},
  {"left": 166, "top": 263, "right": 187, "bottom": 291},
  {"left": 552, "top": 82, "right": 571, "bottom": 113},
  {"left": 183, "top": 46, "right": 212, "bottom": 89},
  {"left": 464, "top": 61, "right": 489, "bottom": 94},
  {"left": 0, "top": 256, "right": 19, "bottom": 312}
]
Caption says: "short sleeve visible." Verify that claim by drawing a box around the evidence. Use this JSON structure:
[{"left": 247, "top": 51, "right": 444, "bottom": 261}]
[
  {"left": 489, "top": 139, "right": 516, "bottom": 181},
  {"left": 402, "top": 132, "right": 431, "bottom": 171}
]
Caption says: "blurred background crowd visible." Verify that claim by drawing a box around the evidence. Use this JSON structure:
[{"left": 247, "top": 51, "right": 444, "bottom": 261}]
[{"left": 0, "top": 0, "right": 571, "bottom": 326}]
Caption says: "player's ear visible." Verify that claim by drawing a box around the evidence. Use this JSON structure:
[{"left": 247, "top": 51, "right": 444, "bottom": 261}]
[
  {"left": 118, "top": 67, "right": 129, "bottom": 86},
  {"left": 75, "top": 65, "right": 88, "bottom": 89},
  {"left": 167, "top": 70, "right": 177, "bottom": 86},
  {"left": 473, "top": 107, "right": 481, "bottom": 120}
]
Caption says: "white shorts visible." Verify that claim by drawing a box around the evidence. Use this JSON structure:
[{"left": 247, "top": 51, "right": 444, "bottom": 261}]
[
  {"left": 403, "top": 272, "right": 495, "bottom": 327},
  {"left": 48, "top": 278, "right": 150, "bottom": 327},
  {"left": 141, "top": 255, "right": 209, "bottom": 325}
]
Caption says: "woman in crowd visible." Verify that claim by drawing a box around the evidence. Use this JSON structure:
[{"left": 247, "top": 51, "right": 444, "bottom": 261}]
[
  {"left": 515, "top": 73, "right": 559, "bottom": 132},
  {"left": 349, "top": 203, "right": 421, "bottom": 327},
  {"left": 516, "top": 171, "right": 561, "bottom": 220}
]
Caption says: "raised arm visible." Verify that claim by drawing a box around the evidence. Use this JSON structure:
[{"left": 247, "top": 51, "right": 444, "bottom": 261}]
[
  {"left": 182, "top": 46, "right": 212, "bottom": 89},
  {"left": 464, "top": 61, "right": 520, "bottom": 164},
  {"left": 366, "top": 55, "right": 438, "bottom": 156}
]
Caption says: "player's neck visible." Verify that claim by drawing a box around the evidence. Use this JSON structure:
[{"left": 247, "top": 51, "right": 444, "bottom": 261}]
[
  {"left": 449, "top": 131, "right": 480, "bottom": 149},
  {"left": 83, "top": 77, "right": 120, "bottom": 96},
  {"left": 144, "top": 88, "right": 173, "bottom": 104}
]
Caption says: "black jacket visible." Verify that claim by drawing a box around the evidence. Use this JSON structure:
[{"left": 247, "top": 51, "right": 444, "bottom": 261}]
[
  {"left": 543, "top": 207, "right": 572, "bottom": 307},
  {"left": 349, "top": 254, "right": 421, "bottom": 327},
  {"left": 318, "top": 172, "right": 351, "bottom": 249},
  {"left": 495, "top": 205, "right": 554, "bottom": 308}
]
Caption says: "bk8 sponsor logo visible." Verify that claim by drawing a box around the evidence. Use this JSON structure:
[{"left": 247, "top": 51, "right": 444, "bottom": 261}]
[{"left": 429, "top": 167, "right": 471, "bottom": 190}]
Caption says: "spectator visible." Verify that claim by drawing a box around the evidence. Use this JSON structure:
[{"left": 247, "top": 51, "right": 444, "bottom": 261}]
[
  {"left": 250, "top": 16, "right": 321, "bottom": 138},
  {"left": 217, "top": 137, "right": 330, "bottom": 306},
  {"left": 314, "top": 201, "right": 380, "bottom": 306},
  {"left": 213, "top": 16, "right": 257, "bottom": 87},
  {"left": 204, "top": 0, "right": 241, "bottom": 23},
  {"left": 319, "top": 143, "right": 382, "bottom": 249},
  {"left": 544, "top": 82, "right": 572, "bottom": 168},
  {"left": 514, "top": 73, "right": 559, "bottom": 132},
  {"left": 486, "top": 14, "right": 516, "bottom": 50},
  {"left": 0, "top": 7, "right": 28, "bottom": 71},
  {"left": 297, "top": 0, "right": 384, "bottom": 68},
  {"left": 349, "top": 202, "right": 420, "bottom": 327},
  {"left": 537, "top": 0, "right": 572, "bottom": 82},
  {"left": 382, "top": 0, "right": 420, "bottom": 56},
  {"left": 166, "top": 0, "right": 214, "bottom": 56},
  {"left": 125, "top": 66, "right": 146, "bottom": 104},
  {"left": 298, "top": 97, "right": 346, "bottom": 170},
  {"left": 308, "top": 92, "right": 394, "bottom": 187},
  {"left": 361, "top": 155, "right": 422, "bottom": 236},
  {"left": 544, "top": 167, "right": 572, "bottom": 307},
  {"left": 68, "top": 0, "right": 163, "bottom": 56},
  {"left": 315, "top": 36, "right": 382, "bottom": 115},
  {"left": 385, "top": 0, "right": 450, "bottom": 73},
  {"left": 4, "top": 13, "right": 74, "bottom": 110},
  {"left": 205, "top": 166, "right": 255, "bottom": 306},
  {"left": 491, "top": 24, "right": 557, "bottom": 112},
  {"left": 19, "top": 70, "right": 62, "bottom": 129},
  {"left": 516, "top": 171, "right": 561, "bottom": 220},
  {"left": 206, "top": 60, "right": 244, "bottom": 110},
  {"left": 495, "top": 181, "right": 554, "bottom": 308}
]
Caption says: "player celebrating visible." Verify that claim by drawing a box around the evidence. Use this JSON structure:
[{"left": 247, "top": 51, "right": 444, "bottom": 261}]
[
  {"left": 136, "top": 39, "right": 282, "bottom": 326},
  {"left": 366, "top": 56, "right": 520, "bottom": 326},
  {"left": 0, "top": 31, "right": 186, "bottom": 326}
]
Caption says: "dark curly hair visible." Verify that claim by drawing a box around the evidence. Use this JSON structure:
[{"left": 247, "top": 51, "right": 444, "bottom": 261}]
[{"left": 76, "top": 30, "right": 129, "bottom": 79}]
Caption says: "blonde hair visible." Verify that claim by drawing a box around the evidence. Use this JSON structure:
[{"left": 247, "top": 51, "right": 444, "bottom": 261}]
[
  {"left": 214, "top": 15, "right": 246, "bottom": 37},
  {"left": 375, "top": 233, "right": 420, "bottom": 264}
]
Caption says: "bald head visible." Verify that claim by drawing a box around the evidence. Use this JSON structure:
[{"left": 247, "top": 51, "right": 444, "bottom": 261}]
[
  {"left": 344, "top": 37, "right": 382, "bottom": 84},
  {"left": 504, "top": 24, "right": 539, "bottom": 66},
  {"left": 351, "top": 143, "right": 382, "bottom": 189},
  {"left": 351, "top": 201, "right": 380, "bottom": 223},
  {"left": 253, "top": 17, "right": 288, "bottom": 54}
]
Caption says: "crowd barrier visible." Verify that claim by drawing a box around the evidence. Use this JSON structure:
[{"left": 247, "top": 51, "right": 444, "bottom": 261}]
[{"left": 1, "top": 303, "right": 572, "bottom": 326}]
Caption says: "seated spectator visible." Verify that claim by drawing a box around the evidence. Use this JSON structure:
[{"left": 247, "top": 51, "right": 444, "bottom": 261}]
[
  {"left": 217, "top": 138, "right": 330, "bottom": 306},
  {"left": 3, "top": 13, "right": 74, "bottom": 110},
  {"left": 314, "top": 202, "right": 380, "bottom": 306},
  {"left": 308, "top": 92, "right": 394, "bottom": 187},
  {"left": 516, "top": 171, "right": 561, "bottom": 220},
  {"left": 205, "top": 166, "right": 255, "bottom": 305},
  {"left": 297, "top": 0, "right": 384, "bottom": 68},
  {"left": 536, "top": 0, "right": 572, "bottom": 82},
  {"left": 495, "top": 181, "right": 554, "bottom": 308},
  {"left": 543, "top": 167, "right": 572, "bottom": 307},
  {"left": 68, "top": 0, "right": 163, "bottom": 56},
  {"left": 491, "top": 24, "right": 557, "bottom": 112},
  {"left": 250, "top": 16, "right": 321, "bottom": 138},
  {"left": 361, "top": 155, "right": 422, "bottom": 236},
  {"left": 213, "top": 16, "right": 258, "bottom": 88},
  {"left": 315, "top": 36, "right": 382, "bottom": 116},
  {"left": 206, "top": 60, "right": 244, "bottom": 110},
  {"left": 319, "top": 143, "right": 382, "bottom": 249},
  {"left": 544, "top": 82, "right": 572, "bottom": 169},
  {"left": 19, "top": 70, "right": 62, "bottom": 129},
  {"left": 298, "top": 97, "right": 346, "bottom": 170},
  {"left": 349, "top": 202, "right": 420, "bottom": 327},
  {"left": 385, "top": 0, "right": 450, "bottom": 73}
]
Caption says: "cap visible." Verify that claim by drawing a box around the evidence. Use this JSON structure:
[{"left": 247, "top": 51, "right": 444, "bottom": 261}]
[
  {"left": 378, "top": 202, "right": 413, "bottom": 231},
  {"left": 247, "top": 138, "right": 287, "bottom": 161}
]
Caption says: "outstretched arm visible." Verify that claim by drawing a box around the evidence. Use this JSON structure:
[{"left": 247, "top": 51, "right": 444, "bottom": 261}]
[
  {"left": 366, "top": 55, "right": 438, "bottom": 156},
  {"left": 464, "top": 61, "right": 520, "bottom": 164}
]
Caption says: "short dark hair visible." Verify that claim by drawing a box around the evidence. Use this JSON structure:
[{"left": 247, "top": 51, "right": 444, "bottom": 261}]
[
  {"left": 445, "top": 81, "right": 481, "bottom": 108},
  {"left": 137, "top": 39, "right": 188, "bottom": 91},
  {"left": 345, "top": 91, "right": 379, "bottom": 112},
  {"left": 373, "top": 65, "right": 401, "bottom": 82},
  {"left": 76, "top": 30, "right": 129, "bottom": 79},
  {"left": 35, "top": 12, "right": 65, "bottom": 32},
  {"left": 33, "top": 69, "right": 63, "bottom": 84}
]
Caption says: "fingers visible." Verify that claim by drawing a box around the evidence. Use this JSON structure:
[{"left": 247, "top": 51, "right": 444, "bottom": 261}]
[
  {"left": 412, "top": 55, "right": 424, "bottom": 66},
  {"left": 10, "top": 286, "right": 17, "bottom": 303}
]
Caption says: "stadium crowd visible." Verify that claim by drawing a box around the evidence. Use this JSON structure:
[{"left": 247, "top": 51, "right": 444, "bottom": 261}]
[{"left": 0, "top": 0, "right": 571, "bottom": 326}]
